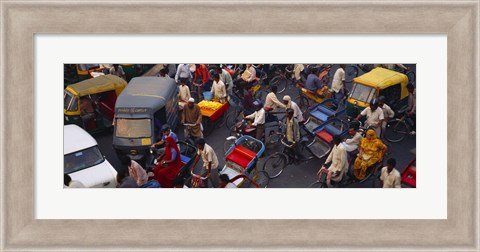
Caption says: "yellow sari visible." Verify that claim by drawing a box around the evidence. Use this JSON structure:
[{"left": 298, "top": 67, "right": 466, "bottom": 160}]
[{"left": 354, "top": 129, "right": 386, "bottom": 180}]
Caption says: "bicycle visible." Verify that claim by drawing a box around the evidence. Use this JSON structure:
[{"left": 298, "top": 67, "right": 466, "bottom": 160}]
[
  {"left": 384, "top": 112, "right": 415, "bottom": 143},
  {"left": 269, "top": 65, "right": 294, "bottom": 94}
]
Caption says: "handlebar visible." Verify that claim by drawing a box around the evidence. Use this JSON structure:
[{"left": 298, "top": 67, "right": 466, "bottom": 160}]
[{"left": 183, "top": 123, "right": 196, "bottom": 127}]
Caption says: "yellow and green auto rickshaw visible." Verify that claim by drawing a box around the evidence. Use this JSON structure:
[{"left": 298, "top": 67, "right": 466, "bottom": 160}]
[
  {"left": 346, "top": 67, "right": 409, "bottom": 119},
  {"left": 64, "top": 74, "right": 127, "bottom": 133}
]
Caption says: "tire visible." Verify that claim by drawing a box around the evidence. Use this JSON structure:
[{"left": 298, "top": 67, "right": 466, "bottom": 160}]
[
  {"left": 294, "top": 95, "right": 310, "bottom": 115},
  {"left": 385, "top": 119, "right": 407, "bottom": 143},
  {"left": 262, "top": 153, "right": 287, "bottom": 179},
  {"left": 251, "top": 170, "right": 270, "bottom": 188},
  {"left": 270, "top": 76, "right": 287, "bottom": 94},
  {"left": 223, "top": 138, "right": 236, "bottom": 153},
  {"left": 406, "top": 71, "right": 416, "bottom": 85},
  {"left": 308, "top": 181, "right": 328, "bottom": 188},
  {"left": 225, "top": 110, "right": 242, "bottom": 132}
]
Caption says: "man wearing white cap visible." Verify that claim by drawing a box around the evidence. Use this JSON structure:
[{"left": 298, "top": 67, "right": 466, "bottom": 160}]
[
  {"left": 283, "top": 95, "right": 304, "bottom": 123},
  {"left": 182, "top": 98, "right": 203, "bottom": 139}
]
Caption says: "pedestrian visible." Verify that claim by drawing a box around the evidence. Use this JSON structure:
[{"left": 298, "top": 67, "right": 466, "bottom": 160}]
[
  {"left": 378, "top": 96, "right": 395, "bottom": 139},
  {"left": 355, "top": 98, "right": 384, "bottom": 138},
  {"left": 316, "top": 135, "right": 348, "bottom": 187},
  {"left": 282, "top": 95, "right": 304, "bottom": 123},
  {"left": 177, "top": 78, "right": 191, "bottom": 109},
  {"left": 64, "top": 174, "right": 86, "bottom": 188},
  {"left": 109, "top": 64, "right": 127, "bottom": 81},
  {"left": 182, "top": 98, "right": 203, "bottom": 139},
  {"left": 331, "top": 64, "right": 346, "bottom": 102},
  {"left": 211, "top": 73, "right": 227, "bottom": 103},
  {"left": 175, "top": 64, "right": 192, "bottom": 87},
  {"left": 216, "top": 65, "right": 234, "bottom": 96},
  {"left": 292, "top": 64, "right": 304, "bottom": 84},
  {"left": 380, "top": 158, "right": 401, "bottom": 188},
  {"left": 406, "top": 83, "right": 416, "bottom": 134},
  {"left": 121, "top": 156, "right": 148, "bottom": 187},
  {"left": 244, "top": 100, "right": 266, "bottom": 141},
  {"left": 193, "top": 64, "right": 211, "bottom": 91},
  {"left": 192, "top": 138, "right": 220, "bottom": 188},
  {"left": 285, "top": 108, "right": 301, "bottom": 160}
]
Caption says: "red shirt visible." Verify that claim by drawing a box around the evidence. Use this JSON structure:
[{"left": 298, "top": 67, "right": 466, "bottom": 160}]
[{"left": 194, "top": 64, "right": 210, "bottom": 84}]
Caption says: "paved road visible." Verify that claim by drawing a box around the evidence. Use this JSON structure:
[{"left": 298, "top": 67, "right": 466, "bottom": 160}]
[{"left": 93, "top": 64, "right": 416, "bottom": 188}]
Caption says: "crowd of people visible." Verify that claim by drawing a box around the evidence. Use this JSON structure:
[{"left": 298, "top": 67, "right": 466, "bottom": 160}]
[{"left": 64, "top": 64, "right": 415, "bottom": 189}]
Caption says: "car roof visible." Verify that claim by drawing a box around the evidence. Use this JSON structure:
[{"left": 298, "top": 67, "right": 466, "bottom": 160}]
[
  {"left": 65, "top": 74, "right": 127, "bottom": 96},
  {"left": 115, "top": 77, "right": 177, "bottom": 111},
  {"left": 64, "top": 125, "right": 98, "bottom": 155}
]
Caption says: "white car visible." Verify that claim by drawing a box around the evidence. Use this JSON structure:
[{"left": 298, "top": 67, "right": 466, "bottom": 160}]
[{"left": 64, "top": 124, "right": 118, "bottom": 188}]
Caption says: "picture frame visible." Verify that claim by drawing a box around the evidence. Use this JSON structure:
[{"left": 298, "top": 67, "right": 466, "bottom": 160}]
[{"left": 1, "top": 0, "right": 478, "bottom": 251}]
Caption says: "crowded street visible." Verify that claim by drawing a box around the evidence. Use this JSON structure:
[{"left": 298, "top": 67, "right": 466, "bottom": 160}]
[{"left": 64, "top": 64, "right": 416, "bottom": 188}]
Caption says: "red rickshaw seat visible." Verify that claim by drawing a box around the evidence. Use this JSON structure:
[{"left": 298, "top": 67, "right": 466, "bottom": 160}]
[
  {"left": 401, "top": 167, "right": 416, "bottom": 188},
  {"left": 226, "top": 145, "right": 256, "bottom": 169},
  {"left": 316, "top": 130, "right": 333, "bottom": 143}
]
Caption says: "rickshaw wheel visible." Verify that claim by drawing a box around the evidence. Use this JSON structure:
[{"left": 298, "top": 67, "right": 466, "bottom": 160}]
[
  {"left": 262, "top": 153, "right": 287, "bottom": 179},
  {"left": 223, "top": 139, "right": 236, "bottom": 153},
  {"left": 385, "top": 119, "right": 407, "bottom": 143},
  {"left": 294, "top": 95, "right": 310, "bottom": 115},
  {"left": 270, "top": 76, "right": 288, "bottom": 94},
  {"left": 251, "top": 170, "right": 270, "bottom": 188}
]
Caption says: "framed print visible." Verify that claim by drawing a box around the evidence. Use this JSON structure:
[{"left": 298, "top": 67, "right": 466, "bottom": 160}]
[{"left": 1, "top": 0, "right": 478, "bottom": 251}]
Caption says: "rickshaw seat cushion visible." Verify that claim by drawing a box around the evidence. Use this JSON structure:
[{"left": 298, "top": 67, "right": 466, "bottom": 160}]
[
  {"left": 226, "top": 145, "right": 256, "bottom": 169},
  {"left": 180, "top": 155, "right": 191, "bottom": 164},
  {"left": 316, "top": 130, "right": 333, "bottom": 143}
]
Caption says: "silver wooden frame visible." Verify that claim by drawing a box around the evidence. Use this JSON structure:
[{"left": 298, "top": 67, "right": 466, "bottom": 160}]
[{"left": 1, "top": 0, "right": 478, "bottom": 251}]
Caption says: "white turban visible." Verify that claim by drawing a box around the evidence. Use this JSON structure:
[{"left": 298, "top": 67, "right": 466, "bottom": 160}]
[
  {"left": 188, "top": 98, "right": 195, "bottom": 103},
  {"left": 283, "top": 95, "right": 291, "bottom": 101}
]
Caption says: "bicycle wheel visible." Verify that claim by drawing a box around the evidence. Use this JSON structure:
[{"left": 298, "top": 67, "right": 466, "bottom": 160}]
[
  {"left": 225, "top": 110, "right": 242, "bottom": 132},
  {"left": 406, "top": 71, "right": 416, "bottom": 85},
  {"left": 251, "top": 170, "right": 270, "bottom": 188},
  {"left": 294, "top": 95, "right": 310, "bottom": 115},
  {"left": 262, "top": 152, "right": 287, "bottom": 179},
  {"left": 223, "top": 138, "right": 236, "bottom": 153},
  {"left": 270, "top": 76, "right": 287, "bottom": 94},
  {"left": 385, "top": 119, "right": 407, "bottom": 143}
]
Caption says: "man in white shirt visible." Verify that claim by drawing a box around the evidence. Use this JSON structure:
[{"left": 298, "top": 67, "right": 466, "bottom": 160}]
[
  {"left": 317, "top": 135, "right": 348, "bottom": 187},
  {"left": 211, "top": 73, "right": 227, "bottom": 103},
  {"left": 264, "top": 85, "right": 286, "bottom": 111},
  {"left": 109, "top": 64, "right": 126, "bottom": 81},
  {"left": 175, "top": 64, "right": 192, "bottom": 85},
  {"left": 244, "top": 101, "right": 266, "bottom": 140},
  {"left": 282, "top": 95, "right": 304, "bottom": 122},
  {"left": 331, "top": 64, "right": 346, "bottom": 102},
  {"left": 292, "top": 64, "right": 304, "bottom": 83},
  {"left": 380, "top": 158, "right": 401, "bottom": 188},
  {"left": 342, "top": 122, "right": 363, "bottom": 152},
  {"left": 355, "top": 98, "right": 384, "bottom": 138},
  {"left": 192, "top": 138, "right": 220, "bottom": 188},
  {"left": 378, "top": 96, "right": 395, "bottom": 139}
]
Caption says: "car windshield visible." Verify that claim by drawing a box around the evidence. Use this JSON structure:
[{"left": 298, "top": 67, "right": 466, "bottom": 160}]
[
  {"left": 64, "top": 90, "right": 78, "bottom": 112},
  {"left": 350, "top": 83, "right": 376, "bottom": 103},
  {"left": 78, "top": 64, "right": 99, "bottom": 71},
  {"left": 64, "top": 146, "right": 104, "bottom": 174},
  {"left": 115, "top": 118, "right": 151, "bottom": 138}
]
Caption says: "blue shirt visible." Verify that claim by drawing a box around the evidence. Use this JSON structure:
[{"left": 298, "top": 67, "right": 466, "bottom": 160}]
[
  {"left": 305, "top": 73, "right": 322, "bottom": 91},
  {"left": 170, "top": 148, "right": 178, "bottom": 161},
  {"left": 161, "top": 132, "right": 178, "bottom": 142}
]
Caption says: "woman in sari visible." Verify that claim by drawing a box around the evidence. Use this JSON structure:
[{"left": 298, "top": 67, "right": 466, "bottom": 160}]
[
  {"left": 153, "top": 136, "right": 182, "bottom": 188},
  {"left": 353, "top": 129, "right": 387, "bottom": 180}
]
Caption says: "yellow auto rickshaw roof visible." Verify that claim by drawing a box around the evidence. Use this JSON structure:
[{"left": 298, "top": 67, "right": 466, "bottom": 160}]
[
  {"left": 66, "top": 75, "right": 127, "bottom": 96},
  {"left": 353, "top": 67, "right": 408, "bottom": 89}
]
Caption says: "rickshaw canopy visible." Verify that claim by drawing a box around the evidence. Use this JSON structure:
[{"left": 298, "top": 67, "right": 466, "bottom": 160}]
[
  {"left": 66, "top": 74, "right": 127, "bottom": 97},
  {"left": 353, "top": 67, "right": 408, "bottom": 92}
]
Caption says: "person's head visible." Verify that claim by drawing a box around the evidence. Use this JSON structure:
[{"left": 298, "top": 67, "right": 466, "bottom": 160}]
[
  {"left": 173, "top": 176, "right": 185, "bottom": 188},
  {"left": 333, "top": 134, "right": 343, "bottom": 145},
  {"left": 213, "top": 73, "right": 220, "bottom": 82},
  {"left": 286, "top": 108, "right": 294, "bottom": 119},
  {"left": 188, "top": 97, "right": 195, "bottom": 108},
  {"left": 370, "top": 98, "right": 379, "bottom": 111},
  {"left": 196, "top": 138, "right": 206, "bottom": 151},
  {"left": 219, "top": 174, "right": 230, "bottom": 188},
  {"left": 348, "top": 121, "right": 359, "bottom": 136},
  {"left": 159, "top": 68, "right": 167, "bottom": 77},
  {"left": 378, "top": 96, "right": 386, "bottom": 107},
  {"left": 311, "top": 68, "right": 319, "bottom": 75},
  {"left": 340, "top": 64, "right": 346, "bottom": 69},
  {"left": 271, "top": 85, "right": 278, "bottom": 94},
  {"left": 246, "top": 64, "right": 252, "bottom": 68},
  {"left": 162, "top": 124, "right": 171, "bottom": 135},
  {"left": 195, "top": 64, "right": 200, "bottom": 68},
  {"left": 282, "top": 95, "right": 291, "bottom": 106},
  {"left": 180, "top": 78, "right": 187, "bottom": 86},
  {"left": 64, "top": 174, "right": 72, "bottom": 186},
  {"left": 216, "top": 66, "right": 223, "bottom": 74},
  {"left": 365, "top": 129, "right": 377, "bottom": 140},
  {"left": 120, "top": 156, "right": 131, "bottom": 166},
  {"left": 407, "top": 83, "right": 415, "bottom": 93},
  {"left": 386, "top": 158, "right": 396, "bottom": 171},
  {"left": 113, "top": 64, "right": 119, "bottom": 70},
  {"left": 253, "top": 100, "right": 263, "bottom": 111}
]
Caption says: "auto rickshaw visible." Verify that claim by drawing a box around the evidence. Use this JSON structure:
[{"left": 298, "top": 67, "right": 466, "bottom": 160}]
[
  {"left": 346, "top": 67, "right": 409, "bottom": 119},
  {"left": 64, "top": 74, "right": 127, "bottom": 134},
  {"left": 113, "top": 77, "right": 179, "bottom": 162},
  {"left": 76, "top": 64, "right": 105, "bottom": 81}
]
